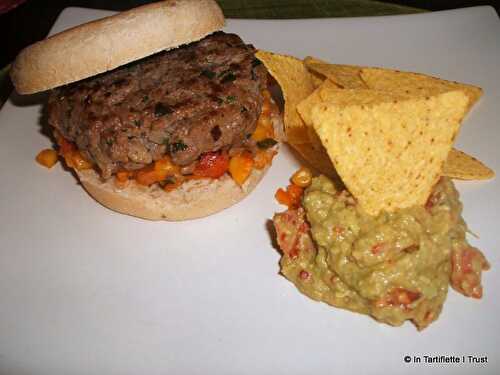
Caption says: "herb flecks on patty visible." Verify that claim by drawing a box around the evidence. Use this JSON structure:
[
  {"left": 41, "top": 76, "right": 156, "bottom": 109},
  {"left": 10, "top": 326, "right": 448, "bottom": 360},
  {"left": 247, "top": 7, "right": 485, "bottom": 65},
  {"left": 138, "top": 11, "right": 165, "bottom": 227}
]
[{"left": 48, "top": 32, "right": 268, "bottom": 178}]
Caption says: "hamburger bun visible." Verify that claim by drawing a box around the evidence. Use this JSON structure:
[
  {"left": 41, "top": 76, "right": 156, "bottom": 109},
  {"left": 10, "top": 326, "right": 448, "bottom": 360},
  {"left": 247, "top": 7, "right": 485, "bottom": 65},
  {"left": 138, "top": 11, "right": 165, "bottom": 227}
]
[
  {"left": 11, "top": 0, "right": 225, "bottom": 94},
  {"left": 77, "top": 160, "right": 270, "bottom": 221},
  {"left": 12, "top": 0, "right": 283, "bottom": 221}
]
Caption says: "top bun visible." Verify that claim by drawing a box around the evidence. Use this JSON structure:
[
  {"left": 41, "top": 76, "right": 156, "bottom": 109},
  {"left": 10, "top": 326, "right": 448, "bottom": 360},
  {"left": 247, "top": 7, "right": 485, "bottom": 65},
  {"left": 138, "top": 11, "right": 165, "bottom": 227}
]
[{"left": 10, "top": 0, "right": 225, "bottom": 94}]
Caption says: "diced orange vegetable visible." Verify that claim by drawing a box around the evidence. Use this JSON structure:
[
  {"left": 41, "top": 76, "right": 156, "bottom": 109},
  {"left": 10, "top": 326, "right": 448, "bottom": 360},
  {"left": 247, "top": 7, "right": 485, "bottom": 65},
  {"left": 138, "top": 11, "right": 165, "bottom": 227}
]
[
  {"left": 36, "top": 149, "right": 58, "bottom": 168},
  {"left": 115, "top": 170, "right": 132, "bottom": 183},
  {"left": 134, "top": 156, "right": 183, "bottom": 186},
  {"left": 154, "top": 156, "right": 180, "bottom": 180},
  {"left": 54, "top": 133, "right": 92, "bottom": 170},
  {"left": 275, "top": 188, "right": 293, "bottom": 207},
  {"left": 254, "top": 149, "right": 275, "bottom": 170},
  {"left": 193, "top": 152, "right": 229, "bottom": 178},
  {"left": 115, "top": 170, "right": 132, "bottom": 188},
  {"left": 275, "top": 184, "right": 304, "bottom": 209},
  {"left": 251, "top": 91, "right": 275, "bottom": 142},
  {"left": 68, "top": 151, "right": 92, "bottom": 170},
  {"left": 275, "top": 168, "right": 310, "bottom": 209},
  {"left": 252, "top": 116, "right": 274, "bottom": 142},
  {"left": 287, "top": 184, "right": 303, "bottom": 207},
  {"left": 135, "top": 165, "right": 160, "bottom": 186},
  {"left": 229, "top": 152, "right": 254, "bottom": 186}
]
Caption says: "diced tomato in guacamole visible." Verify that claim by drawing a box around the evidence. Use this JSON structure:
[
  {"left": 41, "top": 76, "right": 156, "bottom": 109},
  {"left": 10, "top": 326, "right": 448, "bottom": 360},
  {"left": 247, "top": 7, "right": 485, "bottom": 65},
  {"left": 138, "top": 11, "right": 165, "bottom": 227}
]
[{"left": 273, "top": 176, "right": 489, "bottom": 330}]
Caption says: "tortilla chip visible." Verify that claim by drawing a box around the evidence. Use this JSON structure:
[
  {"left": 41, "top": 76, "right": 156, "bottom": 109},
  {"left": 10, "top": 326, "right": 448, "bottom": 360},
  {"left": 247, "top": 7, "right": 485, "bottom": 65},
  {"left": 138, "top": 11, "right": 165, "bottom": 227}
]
[
  {"left": 297, "top": 80, "right": 339, "bottom": 127},
  {"left": 290, "top": 142, "right": 339, "bottom": 181},
  {"left": 304, "top": 57, "right": 367, "bottom": 89},
  {"left": 296, "top": 89, "right": 326, "bottom": 152},
  {"left": 443, "top": 148, "right": 494, "bottom": 180},
  {"left": 311, "top": 89, "right": 469, "bottom": 215},
  {"left": 296, "top": 80, "right": 340, "bottom": 159},
  {"left": 361, "top": 67, "right": 482, "bottom": 114},
  {"left": 310, "top": 72, "right": 326, "bottom": 88},
  {"left": 302, "top": 57, "right": 328, "bottom": 88},
  {"left": 297, "top": 88, "right": 323, "bottom": 128},
  {"left": 304, "top": 56, "right": 328, "bottom": 65},
  {"left": 256, "top": 51, "right": 315, "bottom": 145}
]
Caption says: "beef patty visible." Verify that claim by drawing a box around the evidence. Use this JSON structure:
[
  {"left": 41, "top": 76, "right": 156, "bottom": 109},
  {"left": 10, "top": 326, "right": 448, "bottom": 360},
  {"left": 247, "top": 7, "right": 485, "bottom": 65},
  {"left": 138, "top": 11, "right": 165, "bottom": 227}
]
[{"left": 48, "top": 32, "right": 268, "bottom": 178}]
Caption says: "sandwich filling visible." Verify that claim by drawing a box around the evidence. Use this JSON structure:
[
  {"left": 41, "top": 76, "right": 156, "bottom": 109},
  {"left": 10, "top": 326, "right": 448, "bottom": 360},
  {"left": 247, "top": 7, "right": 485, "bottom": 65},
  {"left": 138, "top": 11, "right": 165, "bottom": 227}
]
[{"left": 48, "top": 32, "right": 277, "bottom": 187}]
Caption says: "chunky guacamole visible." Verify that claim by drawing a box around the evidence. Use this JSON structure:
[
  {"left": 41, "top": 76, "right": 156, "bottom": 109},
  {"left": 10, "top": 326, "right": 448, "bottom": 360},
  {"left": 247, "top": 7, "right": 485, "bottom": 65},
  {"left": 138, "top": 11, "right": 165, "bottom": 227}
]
[{"left": 273, "top": 176, "right": 489, "bottom": 330}]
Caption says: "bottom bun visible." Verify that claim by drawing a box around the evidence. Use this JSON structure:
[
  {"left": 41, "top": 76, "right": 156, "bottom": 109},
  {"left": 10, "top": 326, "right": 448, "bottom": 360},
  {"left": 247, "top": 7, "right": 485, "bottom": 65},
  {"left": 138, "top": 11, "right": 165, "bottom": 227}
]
[{"left": 77, "top": 163, "right": 271, "bottom": 221}]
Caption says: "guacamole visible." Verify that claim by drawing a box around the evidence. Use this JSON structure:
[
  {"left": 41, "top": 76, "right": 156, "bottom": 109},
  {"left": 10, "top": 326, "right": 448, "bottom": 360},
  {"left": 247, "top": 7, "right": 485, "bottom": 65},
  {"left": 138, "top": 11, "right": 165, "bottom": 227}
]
[{"left": 273, "top": 176, "right": 489, "bottom": 330}]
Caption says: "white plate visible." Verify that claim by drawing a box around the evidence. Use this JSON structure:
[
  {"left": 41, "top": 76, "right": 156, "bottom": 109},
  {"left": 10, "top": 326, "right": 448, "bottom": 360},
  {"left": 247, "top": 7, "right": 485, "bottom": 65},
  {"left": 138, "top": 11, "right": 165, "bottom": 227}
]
[{"left": 1, "top": 6, "right": 499, "bottom": 375}]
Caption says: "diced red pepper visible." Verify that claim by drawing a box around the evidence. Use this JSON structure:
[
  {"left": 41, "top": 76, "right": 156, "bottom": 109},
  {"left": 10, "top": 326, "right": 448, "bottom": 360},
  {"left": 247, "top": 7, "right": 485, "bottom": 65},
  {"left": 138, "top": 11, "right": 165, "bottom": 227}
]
[
  {"left": 299, "top": 270, "right": 310, "bottom": 280},
  {"left": 194, "top": 152, "right": 230, "bottom": 179},
  {"left": 287, "top": 184, "right": 303, "bottom": 206},
  {"left": 451, "top": 246, "right": 490, "bottom": 299},
  {"left": 371, "top": 243, "right": 385, "bottom": 255}
]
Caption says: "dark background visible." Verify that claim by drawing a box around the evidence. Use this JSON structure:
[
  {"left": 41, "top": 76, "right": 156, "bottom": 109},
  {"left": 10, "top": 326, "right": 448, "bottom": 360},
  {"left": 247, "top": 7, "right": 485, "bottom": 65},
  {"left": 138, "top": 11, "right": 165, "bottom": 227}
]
[{"left": 2, "top": 0, "right": 499, "bottom": 69}]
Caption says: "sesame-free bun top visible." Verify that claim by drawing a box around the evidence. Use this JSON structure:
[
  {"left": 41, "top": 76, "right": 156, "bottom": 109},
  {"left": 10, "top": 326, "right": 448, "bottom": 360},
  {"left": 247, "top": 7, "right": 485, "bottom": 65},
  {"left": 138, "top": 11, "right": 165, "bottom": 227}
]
[{"left": 10, "top": 0, "right": 225, "bottom": 94}]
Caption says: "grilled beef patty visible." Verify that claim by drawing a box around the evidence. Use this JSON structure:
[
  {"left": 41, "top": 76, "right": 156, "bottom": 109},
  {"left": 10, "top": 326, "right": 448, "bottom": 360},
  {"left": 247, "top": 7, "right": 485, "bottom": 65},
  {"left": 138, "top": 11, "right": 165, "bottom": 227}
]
[{"left": 48, "top": 32, "right": 267, "bottom": 178}]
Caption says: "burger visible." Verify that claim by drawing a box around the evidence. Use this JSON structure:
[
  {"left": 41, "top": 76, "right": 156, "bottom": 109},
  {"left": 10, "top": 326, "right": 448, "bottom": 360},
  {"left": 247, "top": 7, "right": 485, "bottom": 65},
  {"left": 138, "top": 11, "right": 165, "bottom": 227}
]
[{"left": 10, "top": 0, "right": 282, "bottom": 221}]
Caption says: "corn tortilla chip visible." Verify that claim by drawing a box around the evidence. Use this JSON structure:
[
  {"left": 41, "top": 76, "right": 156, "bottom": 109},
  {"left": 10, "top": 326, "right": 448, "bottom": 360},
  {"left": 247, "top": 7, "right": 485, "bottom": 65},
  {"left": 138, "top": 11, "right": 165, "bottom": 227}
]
[
  {"left": 297, "top": 88, "right": 323, "bottom": 128},
  {"left": 310, "top": 72, "right": 326, "bottom": 88},
  {"left": 320, "top": 86, "right": 410, "bottom": 107},
  {"left": 443, "top": 148, "right": 494, "bottom": 180},
  {"left": 290, "top": 142, "right": 339, "bottom": 182},
  {"left": 361, "top": 67, "right": 482, "bottom": 114},
  {"left": 297, "top": 80, "right": 339, "bottom": 128},
  {"left": 311, "top": 89, "right": 469, "bottom": 215},
  {"left": 255, "top": 51, "right": 315, "bottom": 145},
  {"left": 303, "top": 57, "right": 328, "bottom": 88},
  {"left": 296, "top": 80, "right": 340, "bottom": 157},
  {"left": 297, "top": 89, "right": 326, "bottom": 153},
  {"left": 304, "top": 57, "right": 367, "bottom": 89},
  {"left": 304, "top": 56, "right": 328, "bottom": 65}
]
